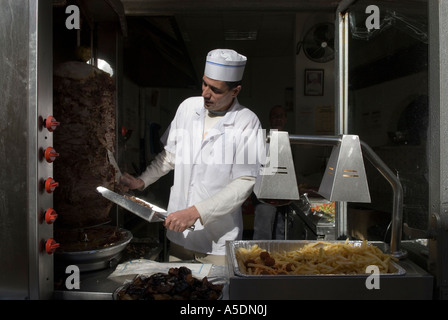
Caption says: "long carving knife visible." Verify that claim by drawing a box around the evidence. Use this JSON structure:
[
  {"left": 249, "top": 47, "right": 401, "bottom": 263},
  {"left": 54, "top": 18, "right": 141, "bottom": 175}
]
[{"left": 96, "top": 186, "right": 194, "bottom": 230}]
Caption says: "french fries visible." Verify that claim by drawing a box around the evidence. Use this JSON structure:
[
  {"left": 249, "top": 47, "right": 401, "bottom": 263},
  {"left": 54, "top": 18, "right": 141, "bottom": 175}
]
[{"left": 235, "top": 240, "right": 397, "bottom": 275}]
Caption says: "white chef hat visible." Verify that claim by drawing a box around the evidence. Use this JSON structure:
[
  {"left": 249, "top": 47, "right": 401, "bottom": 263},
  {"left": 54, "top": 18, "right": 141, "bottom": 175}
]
[{"left": 204, "top": 49, "right": 247, "bottom": 82}]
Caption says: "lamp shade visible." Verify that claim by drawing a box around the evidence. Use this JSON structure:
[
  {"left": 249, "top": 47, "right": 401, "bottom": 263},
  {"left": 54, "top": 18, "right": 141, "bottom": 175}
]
[
  {"left": 254, "top": 130, "right": 300, "bottom": 205},
  {"left": 318, "top": 135, "right": 371, "bottom": 202}
]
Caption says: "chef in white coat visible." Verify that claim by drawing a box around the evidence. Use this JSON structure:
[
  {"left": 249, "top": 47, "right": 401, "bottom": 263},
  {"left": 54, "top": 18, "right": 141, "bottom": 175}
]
[{"left": 120, "top": 49, "right": 262, "bottom": 265}]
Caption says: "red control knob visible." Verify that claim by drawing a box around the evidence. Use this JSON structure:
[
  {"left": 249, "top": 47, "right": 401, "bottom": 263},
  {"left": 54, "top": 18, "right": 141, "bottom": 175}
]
[
  {"left": 44, "top": 177, "right": 59, "bottom": 193},
  {"left": 45, "top": 116, "right": 60, "bottom": 132},
  {"left": 45, "top": 238, "right": 60, "bottom": 254},
  {"left": 121, "top": 125, "right": 133, "bottom": 140},
  {"left": 121, "top": 125, "right": 128, "bottom": 137},
  {"left": 44, "top": 208, "right": 58, "bottom": 224},
  {"left": 44, "top": 147, "right": 59, "bottom": 163}
]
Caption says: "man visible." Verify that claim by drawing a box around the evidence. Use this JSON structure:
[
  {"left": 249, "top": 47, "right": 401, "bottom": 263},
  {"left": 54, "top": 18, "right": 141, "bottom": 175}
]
[
  {"left": 252, "top": 105, "right": 288, "bottom": 240},
  {"left": 269, "top": 105, "right": 287, "bottom": 131},
  {"left": 120, "top": 49, "right": 262, "bottom": 265}
]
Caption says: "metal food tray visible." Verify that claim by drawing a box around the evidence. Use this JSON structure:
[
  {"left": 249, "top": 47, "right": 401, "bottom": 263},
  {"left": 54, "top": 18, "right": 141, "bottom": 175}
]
[
  {"left": 228, "top": 240, "right": 406, "bottom": 277},
  {"left": 55, "top": 228, "right": 133, "bottom": 272}
]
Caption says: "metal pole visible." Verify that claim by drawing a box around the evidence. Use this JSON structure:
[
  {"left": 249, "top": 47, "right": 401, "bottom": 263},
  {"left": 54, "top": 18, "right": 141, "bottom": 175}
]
[
  {"left": 335, "top": 4, "right": 353, "bottom": 238},
  {"left": 360, "top": 141, "right": 406, "bottom": 259},
  {"left": 289, "top": 134, "right": 341, "bottom": 146}
]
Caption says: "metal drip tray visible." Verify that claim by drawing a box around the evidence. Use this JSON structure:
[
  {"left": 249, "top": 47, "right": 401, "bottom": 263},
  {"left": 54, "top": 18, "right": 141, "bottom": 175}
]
[{"left": 55, "top": 226, "right": 133, "bottom": 272}]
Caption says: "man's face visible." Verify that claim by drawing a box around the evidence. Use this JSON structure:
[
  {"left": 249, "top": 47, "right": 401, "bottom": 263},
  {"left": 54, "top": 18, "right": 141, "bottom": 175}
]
[
  {"left": 201, "top": 75, "right": 240, "bottom": 112},
  {"left": 270, "top": 107, "right": 287, "bottom": 130}
]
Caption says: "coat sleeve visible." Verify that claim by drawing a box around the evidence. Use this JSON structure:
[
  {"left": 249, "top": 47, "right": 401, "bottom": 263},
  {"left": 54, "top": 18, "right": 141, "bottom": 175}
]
[{"left": 138, "top": 149, "right": 175, "bottom": 189}]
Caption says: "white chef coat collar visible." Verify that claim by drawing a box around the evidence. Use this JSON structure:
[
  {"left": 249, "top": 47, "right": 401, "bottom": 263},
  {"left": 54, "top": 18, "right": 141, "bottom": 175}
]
[
  {"left": 222, "top": 98, "right": 239, "bottom": 126},
  {"left": 195, "top": 98, "right": 240, "bottom": 126}
]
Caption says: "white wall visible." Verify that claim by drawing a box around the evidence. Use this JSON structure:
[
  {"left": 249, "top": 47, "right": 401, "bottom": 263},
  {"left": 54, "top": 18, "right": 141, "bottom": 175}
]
[
  {"left": 349, "top": 71, "right": 428, "bottom": 147},
  {"left": 293, "top": 12, "right": 336, "bottom": 181}
]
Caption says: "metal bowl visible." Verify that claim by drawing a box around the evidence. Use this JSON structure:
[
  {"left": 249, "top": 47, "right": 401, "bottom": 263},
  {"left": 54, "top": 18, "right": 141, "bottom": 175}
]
[{"left": 55, "top": 227, "right": 133, "bottom": 272}]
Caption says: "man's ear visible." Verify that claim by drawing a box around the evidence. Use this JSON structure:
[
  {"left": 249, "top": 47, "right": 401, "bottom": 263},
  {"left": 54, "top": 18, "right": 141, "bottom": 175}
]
[{"left": 232, "top": 85, "right": 242, "bottom": 97}]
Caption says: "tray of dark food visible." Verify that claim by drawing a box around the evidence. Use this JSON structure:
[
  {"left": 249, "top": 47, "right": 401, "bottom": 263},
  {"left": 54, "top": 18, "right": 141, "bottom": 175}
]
[
  {"left": 114, "top": 266, "right": 223, "bottom": 300},
  {"left": 229, "top": 240, "right": 405, "bottom": 277}
]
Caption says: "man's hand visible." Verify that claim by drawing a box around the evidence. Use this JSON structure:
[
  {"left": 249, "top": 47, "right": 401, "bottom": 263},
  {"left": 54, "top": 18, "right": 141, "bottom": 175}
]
[
  {"left": 164, "top": 206, "right": 200, "bottom": 232},
  {"left": 119, "top": 172, "right": 144, "bottom": 192}
]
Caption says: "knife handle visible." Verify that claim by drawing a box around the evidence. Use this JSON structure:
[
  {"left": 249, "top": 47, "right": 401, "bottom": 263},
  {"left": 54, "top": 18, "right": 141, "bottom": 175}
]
[{"left": 156, "top": 212, "right": 195, "bottom": 231}]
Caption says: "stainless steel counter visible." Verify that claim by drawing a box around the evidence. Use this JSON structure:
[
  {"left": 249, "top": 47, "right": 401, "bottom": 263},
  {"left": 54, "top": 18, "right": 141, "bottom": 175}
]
[
  {"left": 54, "top": 257, "right": 229, "bottom": 300},
  {"left": 54, "top": 266, "right": 124, "bottom": 300},
  {"left": 54, "top": 240, "right": 434, "bottom": 300},
  {"left": 54, "top": 238, "right": 163, "bottom": 300}
]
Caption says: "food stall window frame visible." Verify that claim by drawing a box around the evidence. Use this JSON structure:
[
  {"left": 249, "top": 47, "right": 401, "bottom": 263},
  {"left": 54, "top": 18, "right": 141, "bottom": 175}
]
[{"left": 336, "top": 0, "right": 448, "bottom": 299}]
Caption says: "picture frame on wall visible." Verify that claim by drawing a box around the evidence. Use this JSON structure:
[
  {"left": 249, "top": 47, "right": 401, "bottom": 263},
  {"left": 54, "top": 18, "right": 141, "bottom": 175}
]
[{"left": 304, "top": 69, "right": 324, "bottom": 96}]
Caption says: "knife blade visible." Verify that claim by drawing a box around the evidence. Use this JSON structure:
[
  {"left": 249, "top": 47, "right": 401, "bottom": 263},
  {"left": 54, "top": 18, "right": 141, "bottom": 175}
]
[
  {"left": 107, "top": 150, "right": 122, "bottom": 183},
  {"left": 96, "top": 186, "right": 194, "bottom": 230},
  {"left": 97, "top": 186, "right": 162, "bottom": 223}
]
